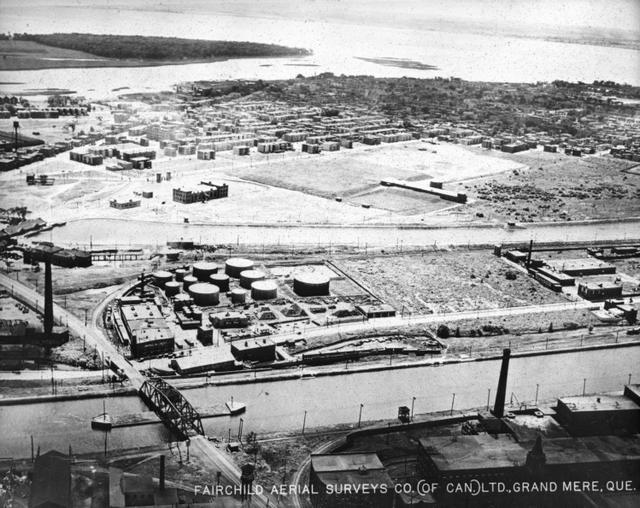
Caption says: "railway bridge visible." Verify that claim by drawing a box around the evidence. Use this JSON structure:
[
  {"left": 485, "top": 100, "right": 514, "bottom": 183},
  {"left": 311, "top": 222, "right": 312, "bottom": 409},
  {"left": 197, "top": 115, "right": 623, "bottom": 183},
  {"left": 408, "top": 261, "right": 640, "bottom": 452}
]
[{"left": 139, "top": 376, "right": 204, "bottom": 439}]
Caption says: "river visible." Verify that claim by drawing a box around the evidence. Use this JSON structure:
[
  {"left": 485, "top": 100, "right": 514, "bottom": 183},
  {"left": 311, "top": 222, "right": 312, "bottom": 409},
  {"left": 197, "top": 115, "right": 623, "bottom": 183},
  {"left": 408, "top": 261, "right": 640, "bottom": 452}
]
[
  {"left": 31, "top": 217, "right": 640, "bottom": 249},
  {"left": 0, "top": 2, "right": 639, "bottom": 100},
  {"left": 2, "top": 347, "right": 639, "bottom": 459}
]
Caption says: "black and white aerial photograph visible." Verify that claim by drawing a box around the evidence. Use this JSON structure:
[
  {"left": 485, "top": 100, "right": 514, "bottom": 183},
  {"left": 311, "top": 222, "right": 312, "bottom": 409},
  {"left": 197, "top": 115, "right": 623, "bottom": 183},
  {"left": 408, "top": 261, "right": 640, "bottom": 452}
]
[{"left": 0, "top": 0, "right": 639, "bottom": 506}]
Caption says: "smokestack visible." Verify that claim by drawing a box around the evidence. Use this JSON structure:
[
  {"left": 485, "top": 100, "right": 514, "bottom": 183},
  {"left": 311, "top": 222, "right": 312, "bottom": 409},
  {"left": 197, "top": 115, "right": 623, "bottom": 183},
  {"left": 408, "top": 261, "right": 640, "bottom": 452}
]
[
  {"left": 159, "top": 455, "right": 165, "bottom": 490},
  {"left": 492, "top": 348, "right": 511, "bottom": 418},
  {"left": 44, "top": 259, "right": 53, "bottom": 336},
  {"left": 526, "top": 240, "right": 533, "bottom": 270}
]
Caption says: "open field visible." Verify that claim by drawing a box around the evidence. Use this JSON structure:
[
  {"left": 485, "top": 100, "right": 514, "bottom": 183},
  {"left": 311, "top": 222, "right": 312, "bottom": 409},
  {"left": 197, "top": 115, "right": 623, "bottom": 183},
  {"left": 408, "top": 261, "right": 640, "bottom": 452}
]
[
  {"left": 237, "top": 141, "right": 522, "bottom": 200},
  {"left": 336, "top": 250, "right": 569, "bottom": 314},
  {"left": 461, "top": 148, "right": 640, "bottom": 222}
]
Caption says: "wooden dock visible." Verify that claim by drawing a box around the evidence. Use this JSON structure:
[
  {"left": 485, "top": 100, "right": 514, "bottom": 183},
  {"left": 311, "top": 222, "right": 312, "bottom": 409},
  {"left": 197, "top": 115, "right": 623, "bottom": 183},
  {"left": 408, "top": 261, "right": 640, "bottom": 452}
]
[{"left": 111, "top": 403, "right": 232, "bottom": 428}]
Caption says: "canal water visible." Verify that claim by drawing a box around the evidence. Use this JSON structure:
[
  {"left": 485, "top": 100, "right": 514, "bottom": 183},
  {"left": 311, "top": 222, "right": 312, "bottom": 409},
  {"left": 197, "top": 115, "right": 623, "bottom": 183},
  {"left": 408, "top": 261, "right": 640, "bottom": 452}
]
[
  {"left": 32, "top": 218, "right": 640, "bottom": 249},
  {"left": 1, "top": 347, "right": 639, "bottom": 459}
]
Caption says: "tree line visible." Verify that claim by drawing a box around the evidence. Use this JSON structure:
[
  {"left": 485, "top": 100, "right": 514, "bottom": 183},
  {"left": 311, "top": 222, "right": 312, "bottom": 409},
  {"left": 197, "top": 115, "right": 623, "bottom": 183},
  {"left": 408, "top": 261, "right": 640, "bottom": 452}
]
[{"left": 11, "top": 33, "right": 311, "bottom": 60}]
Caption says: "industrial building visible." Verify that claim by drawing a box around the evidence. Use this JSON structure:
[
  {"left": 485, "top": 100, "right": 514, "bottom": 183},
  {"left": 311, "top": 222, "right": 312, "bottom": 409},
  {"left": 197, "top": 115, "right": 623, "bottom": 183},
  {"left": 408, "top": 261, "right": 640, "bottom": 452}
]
[
  {"left": 231, "top": 337, "right": 276, "bottom": 362},
  {"left": 355, "top": 303, "right": 396, "bottom": 319},
  {"left": 577, "top": 281, "right": 623, "bottom": 300},
  {"left": 172, "top": 182, "right": 229, "bottom": 204},
  {"left": 170, "top": 348, "right": 236, "bottom": 375},
  {"left": 23, "top": 243, "right": 92, "bottom": 268},
  {"left": 109, "top": 198, "right": 141, "bottom": 210},
  {"left": 210, "top": 311, "right": 250, "bottom": 329},
  {"left": 309, "top": 453, "right": 395, "bottom": 508},
  {"left": 116, "top": 302, "right": 174, "bottom": 358}
]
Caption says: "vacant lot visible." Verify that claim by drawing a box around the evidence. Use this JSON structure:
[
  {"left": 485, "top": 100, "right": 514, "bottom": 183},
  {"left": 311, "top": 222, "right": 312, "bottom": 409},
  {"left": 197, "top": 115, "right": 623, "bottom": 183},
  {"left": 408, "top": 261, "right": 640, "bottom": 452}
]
[
  {"left": 338, "top": 250, "right": 568, "bottom": 314},
  {"left": 461, "top": 149, "right": 640, "bottom": 222}
]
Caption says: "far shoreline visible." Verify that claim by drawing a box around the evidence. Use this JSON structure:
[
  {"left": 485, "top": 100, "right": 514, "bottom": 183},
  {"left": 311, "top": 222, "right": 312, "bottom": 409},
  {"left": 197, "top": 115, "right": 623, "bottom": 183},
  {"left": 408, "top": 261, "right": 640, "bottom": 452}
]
[{"left": 0, "top": 54, "right": 310, "bottom": 73}]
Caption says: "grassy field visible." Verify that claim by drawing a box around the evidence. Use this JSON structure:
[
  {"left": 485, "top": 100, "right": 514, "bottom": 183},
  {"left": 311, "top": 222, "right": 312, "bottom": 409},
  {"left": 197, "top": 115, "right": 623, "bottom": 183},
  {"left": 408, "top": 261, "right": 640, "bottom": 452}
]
[
  {"left": 337, "top": 250, "right": 568, "bottom": 314},
  {"left": 237, "top": 141, "right": 521, "bottom": 201}
]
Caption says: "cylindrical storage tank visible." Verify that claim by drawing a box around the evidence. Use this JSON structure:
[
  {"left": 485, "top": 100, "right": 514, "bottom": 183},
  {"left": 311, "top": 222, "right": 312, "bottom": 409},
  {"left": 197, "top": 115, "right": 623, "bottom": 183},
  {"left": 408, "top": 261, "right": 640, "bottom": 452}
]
[
  {"left": 183, "top": 275, "right": 198, "bottom": 291},
  {"left": 209, "top": 273, "right": 230, "bottom": 292},
  {"left": 251, "top": 280, "right": 278, "bottom": 300},
  {"left": 164, "top": 281, "right": 180, "bottom": 297},
  {"left": 188, "top": 283, "right": 220, "bottom": 306},
  {"left": 230, "top": 288, "right": 247, "bottom": 305},
  {"left": 240, "top": 269, "right": 265, "bottom": 289},
  {"left": 225, "top": 258, "right": 254, "bottom": 278},
  {"left": 192, "top": 261, "right": 218, "bottom": 282},
  {"left": 174, "top": 268, "right": 188, "bottom": 282},
  {"left": 293, "top": 273, "right": 331, "bottom": 296},
  {"left": 152, "top": 270, "right": 173, "bottom": 288}
]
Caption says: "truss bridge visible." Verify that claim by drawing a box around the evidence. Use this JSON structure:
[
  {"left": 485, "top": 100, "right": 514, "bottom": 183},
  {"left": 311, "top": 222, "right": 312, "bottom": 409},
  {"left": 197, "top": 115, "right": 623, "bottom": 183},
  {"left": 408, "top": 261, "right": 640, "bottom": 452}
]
[{"left": 139, "top": 376, "right": 204, "bottom": 439}]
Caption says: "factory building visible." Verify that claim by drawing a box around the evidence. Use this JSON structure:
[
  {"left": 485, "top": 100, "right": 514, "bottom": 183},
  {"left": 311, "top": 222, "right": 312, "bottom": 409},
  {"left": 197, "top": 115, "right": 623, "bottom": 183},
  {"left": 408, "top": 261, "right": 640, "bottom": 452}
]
[
  {"left": 577, "top": 281, "right": 623, "bottom": 300},
  {"left": 309, "top": 453, "right": 395, "bottom": 508},
  {"left": 231, "top": 337, "right": 276, "bottom": 362},
  {"left": 118, "top": 303, "right": 174, "bottom": 358},
  {"left": 355, "top": 303, "right": 396, "bottom": 319},
  {"left": 293, "top": 273, "right": 331, "bottom": 296},
  {"left": 170, "top": 348, "right": 236, "bottom": 375},
  {"left": 555, "top": 391, "right": 640, "bottom": 436},
  {"left": 210, "top": 311, "right": 250, "bottom": 329},
  {"left": 172, "top": 182, "right": 229, "bottom": 204}
]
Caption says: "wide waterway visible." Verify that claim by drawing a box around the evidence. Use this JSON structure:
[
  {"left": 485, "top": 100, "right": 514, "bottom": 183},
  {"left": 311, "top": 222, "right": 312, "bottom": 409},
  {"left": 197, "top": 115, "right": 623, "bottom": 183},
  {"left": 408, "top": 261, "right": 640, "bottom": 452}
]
[
  {"left": 32, "top": 218, "right": 640, "bottom": 249},
  {"left": 1, "top": 2, "right": 639, "bottom": 100},
  {"left": 1, "top": 347, "right": 639, "bottom": 459}
]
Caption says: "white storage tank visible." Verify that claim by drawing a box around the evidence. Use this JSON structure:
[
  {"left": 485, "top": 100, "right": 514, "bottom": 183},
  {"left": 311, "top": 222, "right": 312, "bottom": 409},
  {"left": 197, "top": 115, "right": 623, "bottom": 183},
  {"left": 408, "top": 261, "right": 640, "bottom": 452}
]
[
  {"left": 293, "top": 272, "right": 331, "bottom": 296},
  {"left": 152, "top": 270, "right": 173, "bottom": 288},
  {"left": 240, "top": 269, "right": 265, "bottom": 289},
  {"left": 230, "top": 288, "right": 247, "bottom": 304},
  {"left": 174, "top": 268, "right": 189, "bottom": 282},
  {"left": 251, "top": 280, "right": 278, "bottom": 300},
  {"left": 209, "top": 273, "right": 230, "bottom": 292},
  {"left": 188, "top": 283, "right": 220, "bottom": 306},
  {"left": 225, "top": 258, "right": 254, "bottom": 278},
  {"left": 164, "top": 281, "right": 181, "bottom": 297},
  {"left": 183, "top": 275, "right": 198, "bottom": 291},
  {"left": 193, "top": 261, "right": 218, "bottom": 282}
]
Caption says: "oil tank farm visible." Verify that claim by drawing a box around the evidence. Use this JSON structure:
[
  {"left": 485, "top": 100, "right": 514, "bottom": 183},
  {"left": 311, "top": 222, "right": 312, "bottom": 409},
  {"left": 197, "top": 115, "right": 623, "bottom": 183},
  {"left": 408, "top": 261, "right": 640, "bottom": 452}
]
[
  {"left": 193, "top": 261, "right": 218, "bottom": 281},
  {"left": 251, "top": 280, "right": 278, "bottom": 300},
  {"left": 152, "top": 270, "right": 173, "bottom": 288},
  {"left": 164, "top": 281, "right": 180, "bottom": 297},
  {"left": 175, "top": 268, "right": 189, "bottom": 282},
  {"left": 188, "top": 283, "right": 220, "bottom": 306},
  {"left": 183, "top": 275, "right": 198, "bottom": 291},
  {"left": 293, "top": 272, "right": 331, "bottom": 296},
  {"left": 209, "top": 273, "right": 230, "bottom": 292},
  {"left": 225, "top": 258, "right": 254, "bottom": 278},
  {"left": 240, "top": 269, "right": 265, "bottom": 289},
  {"left": 231, "top": 288, "right": 247, "bottom": 304}
]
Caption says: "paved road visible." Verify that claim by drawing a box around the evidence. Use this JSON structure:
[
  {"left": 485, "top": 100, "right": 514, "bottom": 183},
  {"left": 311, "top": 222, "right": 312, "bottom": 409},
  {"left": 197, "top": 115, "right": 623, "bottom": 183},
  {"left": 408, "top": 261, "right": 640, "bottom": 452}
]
[
  {"left": 269, "top": 300, "right": 601, "bottom": 346},
  {"left": 0, "top": 273, "right": 145, "bottom": 389}
]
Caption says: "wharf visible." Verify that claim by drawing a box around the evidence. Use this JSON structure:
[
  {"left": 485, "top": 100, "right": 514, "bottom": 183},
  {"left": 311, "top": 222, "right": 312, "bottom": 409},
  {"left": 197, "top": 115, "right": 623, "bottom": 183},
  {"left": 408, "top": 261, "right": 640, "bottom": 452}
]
[{"left": 111, "top": 403, "right": 232, "bottom": 428}]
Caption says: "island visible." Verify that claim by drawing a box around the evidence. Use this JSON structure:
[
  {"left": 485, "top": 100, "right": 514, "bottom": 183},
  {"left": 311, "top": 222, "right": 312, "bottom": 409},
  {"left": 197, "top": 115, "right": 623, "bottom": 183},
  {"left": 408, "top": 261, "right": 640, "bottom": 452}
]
[{"left": 0, "top": 33, "right": 311, "bottom": 71}]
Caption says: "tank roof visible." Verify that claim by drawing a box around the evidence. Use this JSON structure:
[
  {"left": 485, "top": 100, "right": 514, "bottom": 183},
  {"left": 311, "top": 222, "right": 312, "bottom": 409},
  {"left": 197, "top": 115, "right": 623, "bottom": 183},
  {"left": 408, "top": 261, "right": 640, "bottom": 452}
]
[{"left": 188, "top": 283, "right": 220, "bottom": 294}]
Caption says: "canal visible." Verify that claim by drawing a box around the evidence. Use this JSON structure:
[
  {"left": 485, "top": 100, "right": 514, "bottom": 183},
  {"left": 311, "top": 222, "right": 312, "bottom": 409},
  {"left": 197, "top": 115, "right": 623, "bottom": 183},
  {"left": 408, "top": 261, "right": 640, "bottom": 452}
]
[
  {"left": 1, "top": 347, "right": 639, "bottom": 459},
  {"left": 32, "top": 218, "right": 640, "bottom": 249}
]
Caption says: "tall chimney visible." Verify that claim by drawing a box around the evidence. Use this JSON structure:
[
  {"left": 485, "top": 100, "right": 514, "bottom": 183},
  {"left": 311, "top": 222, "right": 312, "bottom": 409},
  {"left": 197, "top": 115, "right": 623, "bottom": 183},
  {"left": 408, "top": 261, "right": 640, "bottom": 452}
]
[
  {"left": 159, "top": 455, "right": 165, "bottom": 490},
  {"left": 44, "top": 259, "right": 53, "bottom": 336},
  {"left": 526, "top": 239, "right": 533, "bottom": 270},
  {"left": 492, "top": 348, "right": 511, "bottom": 418}
]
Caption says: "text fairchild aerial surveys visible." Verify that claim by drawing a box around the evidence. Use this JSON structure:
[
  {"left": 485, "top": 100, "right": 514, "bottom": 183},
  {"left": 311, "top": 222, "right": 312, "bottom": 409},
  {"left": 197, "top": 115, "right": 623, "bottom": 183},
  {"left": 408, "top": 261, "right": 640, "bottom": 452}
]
[{"left": 0, "top": 1, "right": 639, "bottom": 507}]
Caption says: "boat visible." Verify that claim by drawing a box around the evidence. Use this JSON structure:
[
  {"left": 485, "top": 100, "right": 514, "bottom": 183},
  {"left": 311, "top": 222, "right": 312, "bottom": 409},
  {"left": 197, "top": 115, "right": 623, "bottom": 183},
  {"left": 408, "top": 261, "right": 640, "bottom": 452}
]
[
  {"left": 226, "top": 397, "right": 246, "bottom": 415},
  {"left": 91, "top": 400, "right": 113, "bottom": 431}
]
